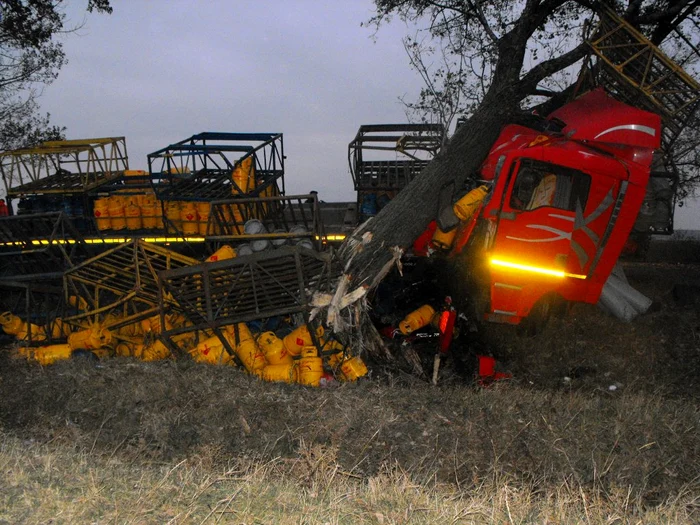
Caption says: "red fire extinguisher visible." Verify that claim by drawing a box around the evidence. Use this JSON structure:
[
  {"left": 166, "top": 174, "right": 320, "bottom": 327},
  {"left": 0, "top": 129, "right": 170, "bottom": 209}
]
[{"left": 432, "top": 296, "right": 457, "bottom": 385}]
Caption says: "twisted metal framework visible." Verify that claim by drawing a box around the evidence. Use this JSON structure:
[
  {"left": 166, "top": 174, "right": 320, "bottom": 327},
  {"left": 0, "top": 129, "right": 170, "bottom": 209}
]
[
  {"left": 0, "top": 212, "right": 87, "bottom": 280},
  {"left": 158, "top": 245, "right": 337, "bottom": 339},
  {"left": 62, "top": 239, "right": 197, "bottom": 328},
  {"left": 147, "top": 132, "right": 285, "bottom": 201},
  {"left": 588, "top": 7, "right": 700, "bottom": 148}
]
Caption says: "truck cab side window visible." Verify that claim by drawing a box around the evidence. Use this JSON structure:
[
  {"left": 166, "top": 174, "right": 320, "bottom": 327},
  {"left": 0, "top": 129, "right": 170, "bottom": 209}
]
[{"left": 509, "top": 160, "right": 590, "bottom": 212}]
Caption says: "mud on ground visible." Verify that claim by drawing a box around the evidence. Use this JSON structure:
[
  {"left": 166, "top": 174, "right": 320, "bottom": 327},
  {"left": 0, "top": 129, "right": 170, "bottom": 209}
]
[{"left": 0, "top": 239, "right": 699, "bottom": 506}]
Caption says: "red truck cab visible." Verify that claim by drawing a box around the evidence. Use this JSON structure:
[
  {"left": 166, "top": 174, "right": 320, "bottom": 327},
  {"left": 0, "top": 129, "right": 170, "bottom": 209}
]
[{"left": 457, "top": 89, "right": 661, "bottom": 325}]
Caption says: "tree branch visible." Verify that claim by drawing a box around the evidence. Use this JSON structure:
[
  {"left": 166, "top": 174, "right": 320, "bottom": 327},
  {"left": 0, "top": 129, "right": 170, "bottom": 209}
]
[
  {"left": 517, "top": 41, "right": 589, "bottom": 94},
  {"left": 466, "top": 0, "right": 499, "bottom": 44}
]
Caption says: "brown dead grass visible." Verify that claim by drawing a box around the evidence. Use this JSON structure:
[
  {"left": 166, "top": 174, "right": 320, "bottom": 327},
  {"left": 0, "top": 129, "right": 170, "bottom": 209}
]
[
  {"left": 1, "top": 435, "right": 698, "bottom": 524},
  {"left": 1, "top": 355, "right": 699, "bottom": 522}
]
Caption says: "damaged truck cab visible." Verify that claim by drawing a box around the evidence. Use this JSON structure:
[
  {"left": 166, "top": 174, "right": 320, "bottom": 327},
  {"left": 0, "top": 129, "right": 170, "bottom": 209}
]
[{"left": 453, "top": 89, "right": 661, "bottom": 326}]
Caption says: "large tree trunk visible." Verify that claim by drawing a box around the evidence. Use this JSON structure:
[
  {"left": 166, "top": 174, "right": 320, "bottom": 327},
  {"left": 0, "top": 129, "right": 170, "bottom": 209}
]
[
  {"left": 339, "top": 99, "right": 516, "bottom": 291},
  {"left": 319, "top": 98, "right": 519, "bottom": 350}
]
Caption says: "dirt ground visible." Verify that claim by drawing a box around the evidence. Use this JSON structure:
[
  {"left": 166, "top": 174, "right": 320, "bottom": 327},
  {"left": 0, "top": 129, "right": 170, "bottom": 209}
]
[{"left": 0, "top": 238, "right": 699, "bottom": 510}]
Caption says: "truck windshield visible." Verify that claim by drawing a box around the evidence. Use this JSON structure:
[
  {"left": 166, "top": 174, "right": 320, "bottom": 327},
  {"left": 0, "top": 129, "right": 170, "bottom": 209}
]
[{"left": 509, "top": 159, "right": 590, "bottom": 213}]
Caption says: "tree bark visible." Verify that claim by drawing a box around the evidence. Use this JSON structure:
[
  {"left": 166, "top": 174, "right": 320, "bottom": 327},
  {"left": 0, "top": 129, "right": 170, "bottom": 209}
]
[{"left": 336, "top": 97, "right": 517, "bottom": 316}]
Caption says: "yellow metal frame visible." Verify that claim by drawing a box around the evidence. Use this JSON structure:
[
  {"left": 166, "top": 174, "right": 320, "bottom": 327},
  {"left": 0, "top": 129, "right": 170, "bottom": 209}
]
[
  {"left": 588, "top": 7, "right": 700, "bottom": 143},
  {"left": 0, "top": 137, "right": 129, "bottom": 196}
]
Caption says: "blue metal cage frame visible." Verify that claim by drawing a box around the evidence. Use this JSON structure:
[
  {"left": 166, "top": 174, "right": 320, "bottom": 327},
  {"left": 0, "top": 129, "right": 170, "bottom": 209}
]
[{"left": 147, "top": 132, "right": 285, "bottom": 201}]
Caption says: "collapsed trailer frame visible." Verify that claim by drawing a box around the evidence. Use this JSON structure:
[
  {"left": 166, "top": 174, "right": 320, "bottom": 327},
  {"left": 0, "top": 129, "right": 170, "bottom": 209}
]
[
  {"left": 62, "top": 239, "right": 198, "bottom": 329},
  {"left": 158, "top": 245, "right": 338, "bottom": 355}
]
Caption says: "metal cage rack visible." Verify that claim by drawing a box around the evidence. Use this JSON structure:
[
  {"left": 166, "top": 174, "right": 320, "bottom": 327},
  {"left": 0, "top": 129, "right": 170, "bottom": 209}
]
[
  {"left": 348, "top": 124, "right": 444, "bottom": 221},
  {"left": 147, "top": 132, "right": 285, "bottom": 201}
]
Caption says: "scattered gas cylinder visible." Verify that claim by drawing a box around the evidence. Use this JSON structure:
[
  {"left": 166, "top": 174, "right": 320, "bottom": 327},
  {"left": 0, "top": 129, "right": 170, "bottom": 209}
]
[
  {"left": 297, "top": 346, "right": 324, "bottom": 387},
  {"left": 138, "top": 340, "right": 171, "bottom": 361},
  {"left": 231, "top": 323, "right": 267, "bottom": 375},
  {"left": 262, "top": 362, "right": 298, "bottom": 383},
  {"left": 257, "top": 331, "right": 292, "bottom": 365},
  {"left": 189, "top": 334, "right": 234, "bottom": 365},
  {"left": 453, "top": 185, "right": 489, "bottom": 222},
  {"left": 431, "top": 226, "right": 457, "bottom": 251},
  {"left": 399, "top": 305, "right": 436, "bottom": 335},
  {"left": 115, "top": 342, "right": 134, "bottom": 357},
  {"left": 283, "top": 324, "right": 324, "bottom": 356},
  {"left": 32, "top": 344, "right": 72, "bottom": 366},
  {"left": 68, "top": 325, "right": 112, "bottom": 350},
  {"left": 49, "top": 318, "right": 72, "bottom": 339},
  {"left": 206, "top": 244, "right": 236, "bottom": 262},
  {"left": 340, "top": 356, "right": 368, "bottom": 381}
]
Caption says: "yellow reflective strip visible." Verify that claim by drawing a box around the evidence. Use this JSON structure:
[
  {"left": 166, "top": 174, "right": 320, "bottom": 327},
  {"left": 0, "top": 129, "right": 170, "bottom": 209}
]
[{"left": 490, "top": 258, "right": 586, "bottom": 280}]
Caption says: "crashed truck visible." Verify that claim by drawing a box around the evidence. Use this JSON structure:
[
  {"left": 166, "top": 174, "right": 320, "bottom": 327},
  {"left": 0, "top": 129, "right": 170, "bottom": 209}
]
[
  {"left": 435, "top": 88, "right": 663, "bottom": 328},
  {"left": 353, "top": 8, "right": 699, "bottom": 336}
]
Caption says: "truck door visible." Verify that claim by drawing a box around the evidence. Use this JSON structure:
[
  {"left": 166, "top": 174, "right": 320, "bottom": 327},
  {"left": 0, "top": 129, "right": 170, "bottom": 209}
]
[{"left": 488, "top": 158, "right": 592, "bottom": 318}]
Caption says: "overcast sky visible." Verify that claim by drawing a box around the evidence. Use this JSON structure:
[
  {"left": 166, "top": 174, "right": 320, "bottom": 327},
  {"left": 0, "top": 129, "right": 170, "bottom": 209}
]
[
  {"left": 40, "top": 0, "right": 422, "bottom": 204},
  {"left": 39, "top": 1, "right": 697, "bottom": 229}
]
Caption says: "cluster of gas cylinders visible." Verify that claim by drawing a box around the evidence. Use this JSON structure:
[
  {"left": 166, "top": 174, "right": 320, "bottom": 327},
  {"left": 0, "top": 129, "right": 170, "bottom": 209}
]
[{"left": 1, "top": 308, "right": 367, "bottom": 386}]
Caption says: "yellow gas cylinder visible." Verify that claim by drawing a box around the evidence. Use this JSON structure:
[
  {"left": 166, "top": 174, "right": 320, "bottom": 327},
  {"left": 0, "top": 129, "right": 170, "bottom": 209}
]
[
  {"left": 115, "top": 342, "right": 134, "bottom": 357},
  {"left": 165, "top": 201, "right": 181, "bottom": 233},
  {"left": 169, "top": 312, "right": 189, "bottom": 330},
  {"left": 206, "top": 244, "right": 236, "bottom": 263},
  {"left": 231, "top": 323, "right": 267, "bottom": 375},
  {"left": 282, "top": 324, "right": 325, "bottom": 357},
  {"left": 68, "top": 295, "right": 88, "bottom": 311},
  {"left": 155, "top": 200, "right": 164, "bottom": 229},
  {"left": 340, "top": 356, "right": 368, "bottom": 381},
  {"left": 32, "top": 344, "right": 72, "bottom": 366},
  {"left": 108, "top": 195, "right": 126, "bottom": 230},
  {"left": 232, "top": 156, "right": 254, "bottom": 194},
  {"left": 262, "top": 362, "right": 297, "bottom": 383},
  {"left": 189, "top": 334, "right": 233, "bottom": 365},
  {"left": 229, "top": 205, "right": 244, "bottom": 234},
  {"left": 196, "top": 202, "right": 211, "bottom": 235},
  {"left": 140, "top": 202, "right": 157, "bottom": 229},
  {"left": 0, "top": 312, "right": 45, "bottom": 341},
  {"left": 432, "top": 226, "right": 457, "bottom": 251},
  {"left": 258, "top": 184, "right": 271, "bottom": 215},
  {"left": 50, "top": 318, "right": 72, "bottom": 339},
  {"left": 93, "top": 198, "right": 111, "bottom": 231},
  {"left": 180, "top": 201, "right": 198, "bottom": 235},
  {"left": 141, "top": 314, "right": 172, "bottom": 335},
  {"left": 18, "top": 323, "right": 46, "bottom": 342},
  {"left": 257, "top": 331, "right": 292, "bottom": 365},
  {"left": 0, "top": 311, "right": 25, "bottom": 336},
  {"left": 116, "top": 320, "right": 144, "bottom": 338},
  {"left": 297, "top": 346, "right": 324, "bottom": 387},
  {"left": 125, "top": 203, "right": 142, "bottom": 230},
  {"left": 136, "top": 340, "right": 171, "bottom": 361},
  {"left": 453, "top": 185, "right": 489, "bottom": 222},
  {"left": 399, "top": 305, "right": 436, "bottom": 335},
  {"left": 325, "top": 351, "right": 344, "bottom": 369},
  {"left": 67, "top": 325, "right": 112, "bottom": 350}
]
